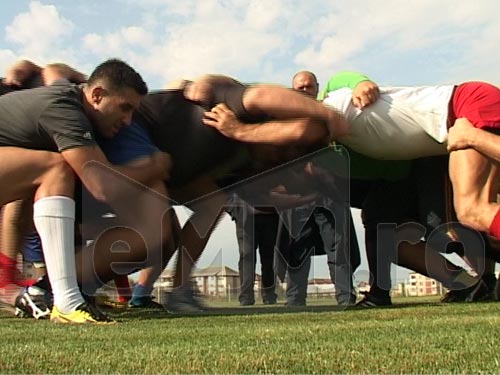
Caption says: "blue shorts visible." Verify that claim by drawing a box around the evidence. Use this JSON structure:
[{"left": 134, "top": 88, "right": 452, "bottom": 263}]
[
  {"left": 98, "top": 121, "right": 159, "bottom": 165},
  {"left": 23, "top": 231, "right": 44, "bottom": 263}
]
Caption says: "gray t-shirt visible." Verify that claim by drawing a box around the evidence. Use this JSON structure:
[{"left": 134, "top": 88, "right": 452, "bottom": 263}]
[{"left": 0, "top": 80, "right": 96, "bottom": 151}]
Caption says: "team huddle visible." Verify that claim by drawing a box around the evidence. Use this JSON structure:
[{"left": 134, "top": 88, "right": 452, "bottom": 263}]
[{"left": 1, "top": 58, "right": 500, "bottom": 324}]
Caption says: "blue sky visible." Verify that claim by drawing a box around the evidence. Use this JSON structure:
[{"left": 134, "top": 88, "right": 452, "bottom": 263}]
[
  {"left": 1, "top": 0, "right": 499, "bottom": 281},
  {"left": 2, "top": 0, "right": 499, "bottom": 89}
]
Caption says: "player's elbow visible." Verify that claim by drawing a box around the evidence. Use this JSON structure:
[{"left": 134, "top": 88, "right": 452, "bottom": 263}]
[{"left": 300, "top": 119, "right": 330, "bottom": 145}]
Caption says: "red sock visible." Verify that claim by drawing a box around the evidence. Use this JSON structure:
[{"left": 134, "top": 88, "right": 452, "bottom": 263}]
[
  {"left": 114, "top": 276, "right": 131, "bottom": 302},
  {"left": 0, "top": 253, "right": 18, "bottom": 286},
  {"left": 488, "top": 208, "right": 500, "bottom": 239},
  {"left": 0, "top": 253, "right": 35, "bottom": 287}
]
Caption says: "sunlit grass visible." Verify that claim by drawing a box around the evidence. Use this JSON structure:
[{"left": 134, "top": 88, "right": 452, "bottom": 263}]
[{"left": 1, "top": 298, "right": 499, "bottom": 374}]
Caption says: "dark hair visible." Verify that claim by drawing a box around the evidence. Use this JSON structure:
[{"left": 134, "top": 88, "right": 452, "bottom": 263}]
[{"left": 87, "top": 58, "right": 148, "bottom": 95}]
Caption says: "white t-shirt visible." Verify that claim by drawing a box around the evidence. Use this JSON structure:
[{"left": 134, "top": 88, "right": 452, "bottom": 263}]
[{"left": 323, "top": 85, "right": 454, "bottom": 160}]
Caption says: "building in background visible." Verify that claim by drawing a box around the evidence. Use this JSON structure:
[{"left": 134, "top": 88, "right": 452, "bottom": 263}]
[
  {"left": 392, "top": 272, "right": 445, "bottom": 297},
  {"left": 151, "top": 267, "right": 445, "bottom": 302},
  {"left": 156, "top": 265, "right": 241, "bottom": 300}
]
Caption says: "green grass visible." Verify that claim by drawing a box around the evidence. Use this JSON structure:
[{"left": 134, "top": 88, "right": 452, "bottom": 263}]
[{"left": 1, "top": 298, "right": 499, "bottom": 374}]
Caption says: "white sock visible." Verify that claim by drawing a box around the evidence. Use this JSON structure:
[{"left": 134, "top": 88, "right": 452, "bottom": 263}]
[{"left": 34, "top": 196, "right": 85, "bottom": 313}]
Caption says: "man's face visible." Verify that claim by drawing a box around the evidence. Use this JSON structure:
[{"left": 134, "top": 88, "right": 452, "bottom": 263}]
[
  {"left": 293, "top": 74, "right": 319, "bottom": 98},
  {"left": 91, "top": 86, "right": 142, "bottom": 138}
]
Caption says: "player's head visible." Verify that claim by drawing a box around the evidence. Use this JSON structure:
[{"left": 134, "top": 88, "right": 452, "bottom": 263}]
[
  {"left": 85, "top": 59, "right": 147, "bottom": 138},
  {"left": 292, "top": 71, "right": 319, "bottom": 98}
]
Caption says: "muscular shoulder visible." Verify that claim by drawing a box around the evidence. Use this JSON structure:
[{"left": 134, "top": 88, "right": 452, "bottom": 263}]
[{"left": 38, "top": 83, "right": 96, "bottom": 151}]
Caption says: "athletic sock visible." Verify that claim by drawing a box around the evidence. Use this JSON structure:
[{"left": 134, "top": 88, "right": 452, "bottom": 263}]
[
  {"left": 33, "top": 196, "right": 84, "bottom": 314},
  {"left": 114, "top": 275, "right": 131, "bottom": 303},
  {"left": 0, "top": 252, "right": 33, "bottom": 287},
  {"left": 488, "top": 208, "right": 500, "bottom": 240},
  {"left": 0, "top": 252, "right": 18, "bottom": 286},
  {"left": 131, "top": 283, "right": 154, "bottom": 300}
]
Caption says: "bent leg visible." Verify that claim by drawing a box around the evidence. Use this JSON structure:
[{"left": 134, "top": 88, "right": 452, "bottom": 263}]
[
  {"left": 449, "top": 147, "right": 500, "bottom": 234},
  {"left": 0, "top": 200, "right": 33, "bottom": 287},
  {"left": 76, "top": 180, "right": 173, "bottom": 292},
  {"left": 128, "top": 208, "right": 180, "bottom": 306},
  {"left": 0, "top": 148, "right": 77, "bottom": 310},
  {"left": 0, "top": 147, "right": 74, "bottom": 205},
  {"left": 171, "top": 175, "right": 228, "bottom": 289},
  {"left": 396, "top": 241, "right": 477, "bottom": 289}
]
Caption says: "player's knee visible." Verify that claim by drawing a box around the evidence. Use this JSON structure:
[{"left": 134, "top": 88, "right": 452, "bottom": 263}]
[
  {"left": 35, "top": 163, "right": 75, "bottom": 199},
  {"left": 454, "top": 200, "right": 471, "bottom": 224},
  {"left": 43, "top": 153, "right": 75, "bottom": 184},
  {"left": 53, "top": 156, "right": 74, "bottom": 178},
  {"left": 454, "top": 199, "right": 483, "bottom": 231}
]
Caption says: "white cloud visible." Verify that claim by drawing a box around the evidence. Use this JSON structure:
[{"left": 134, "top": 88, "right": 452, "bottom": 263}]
[
  {"left": 445, "top": 20, "right": 500, "bottom": 83},
  {"left": 295, "top": 35, "right": 363, "bottom": 70},
  {"left": 122, "top": 27, "right": 153, "bottom": 46},
  {"left": 131, "top": 0, "right": 194, "bottom": 15},
  {"left": 73, "top": 0, "right": 500, "bottom": 87},
  {"left": 5, "top": 1, "right": 74, "bottom": 62},
  {"left": 81, "top": 0, "right": 285, "bottom": 86},
  {"left": 290, "top": 0, "right": 500, "bottom": 84},
  {"left": 244, "top": 0, "right": 284, "bottom": 30},
  {"left": 2, "top": 0, "right": 499, "bottom": 88},
  {"left": 151, "top": 22, "right": 282, "bottom": 81},
  {"left": 0, "top": 49, "right": 18, "bottom": 76},
  {"left": 83, "top": 27, "right": 154, "bottom": 57}
]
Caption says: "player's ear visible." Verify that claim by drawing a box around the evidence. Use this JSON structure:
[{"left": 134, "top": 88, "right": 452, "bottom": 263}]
[{"left": 91, "top": 86, "right": 106, "bottom": 107}]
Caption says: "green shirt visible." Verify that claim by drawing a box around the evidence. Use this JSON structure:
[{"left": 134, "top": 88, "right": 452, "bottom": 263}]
[{"left": 318, "top": 71, "right": 371, "bottom": 101}]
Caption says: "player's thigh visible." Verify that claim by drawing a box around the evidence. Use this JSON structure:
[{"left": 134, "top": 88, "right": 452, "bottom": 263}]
[{"left": 0, "top": 147, "right": 63, "bottom": 204}]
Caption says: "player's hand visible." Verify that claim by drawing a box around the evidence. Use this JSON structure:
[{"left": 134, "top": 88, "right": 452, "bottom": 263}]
[
  {"left": 203, "top": 103, "right": 243, "bottom": 138},
  {"left": 352, "top": 80, "right": 379, "bottom": 109},
  {"left": 447, "top": 118, "right": 476, "bottom": 152}
]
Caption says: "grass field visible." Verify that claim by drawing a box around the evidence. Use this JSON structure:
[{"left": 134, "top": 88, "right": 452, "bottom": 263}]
[{"left": 1, "top": 297, "right": 499, "bottom": 374}]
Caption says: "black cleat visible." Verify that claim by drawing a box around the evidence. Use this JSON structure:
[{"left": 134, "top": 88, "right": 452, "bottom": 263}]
[{"left": 14, "top": 286, "right": 51, "bottom": 319}]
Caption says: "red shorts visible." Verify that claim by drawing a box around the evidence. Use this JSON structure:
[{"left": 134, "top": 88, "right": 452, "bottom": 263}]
[{"left": 450, "top": 82, "right": 500, "bottom": 130}]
